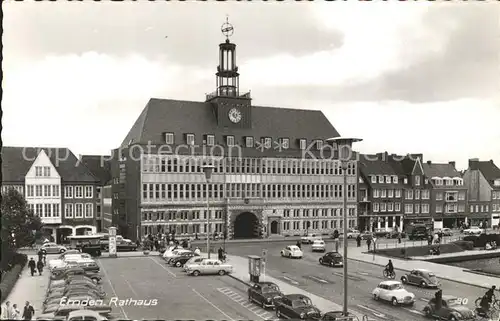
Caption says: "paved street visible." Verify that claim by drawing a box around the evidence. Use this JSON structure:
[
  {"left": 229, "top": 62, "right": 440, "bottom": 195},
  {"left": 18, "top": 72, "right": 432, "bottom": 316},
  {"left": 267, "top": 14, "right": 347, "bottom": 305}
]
[
  {"left": 225, "top": 241, "right": 486, "bottom": 321},
  {"left": 97, "top": 256, "right": 280, "bottom": 320}
]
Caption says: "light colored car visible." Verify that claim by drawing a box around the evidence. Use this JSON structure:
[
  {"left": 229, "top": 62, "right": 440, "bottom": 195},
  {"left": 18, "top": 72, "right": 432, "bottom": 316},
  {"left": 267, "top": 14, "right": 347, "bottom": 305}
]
[
  {"left": 463, "top": 226, "right": 484, "bottom": 235},
  {"left": 49, "top": 253, "right": 92, "bottom": 270},
  {"left": 41, "top": 243, "right": 67, "bottom": 254},
  {"left": 183, "top": 256, "right": 206, "bottom": 271},
  {"left": 185, "top": 259, "right": 233, "bottom": 276},
  {"left": 346, "top": 229, "right": 361, "bottom": 239},
  {"left": 281, "top": 245, "right": 303, "bottom": 258},
  {"left": 440, "top": 228, "right": 453, "bottom": 236},
  {"left": 301, "top": 234, "right": 322, "bottom": 244},
  {"left": 311, "top": 240, "right": 326, "bottom": 252},
  {"left": 67, "top": 309, "right": 109, "bottom": 321},
  {"left": 162, "top": 247, "right": 190, "bottom": 260},
  {"left": 372, "top": 280, "right": 415, "bottom": 306}
]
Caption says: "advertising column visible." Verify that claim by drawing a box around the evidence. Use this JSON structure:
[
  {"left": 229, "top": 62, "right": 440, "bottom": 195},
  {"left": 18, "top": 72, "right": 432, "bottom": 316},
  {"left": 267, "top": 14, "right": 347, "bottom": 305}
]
[{"left": 109, "top": 227, "right": 117, "bottom": 258}]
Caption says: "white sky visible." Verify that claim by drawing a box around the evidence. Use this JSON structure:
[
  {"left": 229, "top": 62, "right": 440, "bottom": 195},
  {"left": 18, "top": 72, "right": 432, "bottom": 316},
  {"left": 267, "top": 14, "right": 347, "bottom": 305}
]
[{"left": 2, "top": 2, "right": 499, "bottom": 170}]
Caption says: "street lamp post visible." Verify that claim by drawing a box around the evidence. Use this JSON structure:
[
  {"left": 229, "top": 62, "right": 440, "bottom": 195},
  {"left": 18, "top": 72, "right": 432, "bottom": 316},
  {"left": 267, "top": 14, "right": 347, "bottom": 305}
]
[
  {"left": 202, "top": 164, "right": 215, "bottom": 259},
  {"left": 327, "top": 137, "right": 362, "bottom": 318}
]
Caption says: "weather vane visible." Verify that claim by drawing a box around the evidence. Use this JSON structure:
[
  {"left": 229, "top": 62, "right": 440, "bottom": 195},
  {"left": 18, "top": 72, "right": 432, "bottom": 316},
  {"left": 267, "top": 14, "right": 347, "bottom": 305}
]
[{"left": 221, "top": 15, "right": 234, "bottom": 40}]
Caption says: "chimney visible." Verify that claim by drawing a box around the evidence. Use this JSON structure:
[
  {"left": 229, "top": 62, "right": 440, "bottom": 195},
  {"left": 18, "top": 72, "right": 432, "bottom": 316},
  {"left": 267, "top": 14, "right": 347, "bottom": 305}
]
[
  {"left": 469, "top": 158, "right": 479, "bottom": 170},
  {"left": 427, "top": 161, "right": 432, "bottom": 165},
  {"left": 449, "top": 161, "right": 456, "bottom": 168}
]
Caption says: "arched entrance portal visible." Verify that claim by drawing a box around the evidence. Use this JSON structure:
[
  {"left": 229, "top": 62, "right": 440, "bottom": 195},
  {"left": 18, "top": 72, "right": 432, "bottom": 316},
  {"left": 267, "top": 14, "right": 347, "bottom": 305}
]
[
  {"left": 270, "top": 221, "right": 279, "bottom": 234},
  {"left": 233, "top": 212, "right": 260, "bottom": 239}
]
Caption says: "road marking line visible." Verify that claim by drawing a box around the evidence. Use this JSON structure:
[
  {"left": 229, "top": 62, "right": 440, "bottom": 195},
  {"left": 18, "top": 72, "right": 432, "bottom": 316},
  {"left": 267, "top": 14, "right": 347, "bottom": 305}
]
[
  {"left": 403, "top": 308, "right": 424, "bottom": 315},
  {"left": 309, "top": 275, "right": 328, "bottom": 283},
  {"left": 192, "top": 288, "right": 234, "bottom": 321},
  {"left": 235, "top": 298, "right": 245, "bottom": 303},
  {"left": 98, "top": 260, "right": 129, "bottom": 319},
  {"left": 241, "top": 303, "right": 252, "bottom": 308},
  {"left": 121, "top": 276, "right": 138, "bottom": 297},
  {"left": 357, "top": 304, "right": 386, "bottom": 318},
  {"left": 420, "top": 298, "right": 429, "bottom": 302},
  {"left": 149, "top": 257, "right": 177, "bottom": 277},
  {"left": 358, "top": 272, "right": 369, "bottom": 275},
  {"left": 282, "top": 276, "right": 299, "bottom": 285}
]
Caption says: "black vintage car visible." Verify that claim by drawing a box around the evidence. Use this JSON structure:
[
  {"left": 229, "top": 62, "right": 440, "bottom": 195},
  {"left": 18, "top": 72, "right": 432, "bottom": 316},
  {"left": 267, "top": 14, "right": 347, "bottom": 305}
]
[
  {"left": 247, "top": 282, "right": 283, "bottom": 309},
  {"left": 319, "top": 252, "right": 343, "bottom": 267},
  {"left": 50, "top": 267, "right": 102, "bottom": 283},
  {"left": 320, "top": 311, "right": 355, "bottom": 321},
  {"left": 169, "top": 252, "right": 199, "bottom": 267},
  {"left": 274, "top": 294, "right": 321, "bottom": 320}
]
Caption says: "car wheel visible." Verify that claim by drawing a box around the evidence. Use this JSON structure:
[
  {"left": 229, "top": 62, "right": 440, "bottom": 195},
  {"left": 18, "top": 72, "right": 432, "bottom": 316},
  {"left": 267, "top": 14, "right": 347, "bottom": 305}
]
[
  {"left": 449, "top": 315, "right": 457, "bottom": 321},
  {"left": 401, "top": 276, "right": 408, "bottom": 284},
  {"left": 424, "top": 307, "right": 432, "bottom": 317},
  {"left": 330, "top": 262, "right": 335, "bottom": 267},
  {"left": 60, "top": 249, "right": 66, "bottom": 253},
  {"left": 175, "top": 261, "right": 182, "bottom": 267},
  {"left": 420, "top": 281, "right": 427, "bottom": 288},
  {"left": 373, "top": 294, "right": 379, "bottom": 301},
  {"left": 288, "top": 253, "right": 291, "bottom": 258},
  {"left": 391, "top": 297, "right": 398, "bottom": 306},
  {"left": 92, "top": 278, "right": 99, "bottom": 283},
  {"left": 218, "top": 270, "right": 226, "bottom": 276},
  {"left": 319, "top": 258, "right": 323, "bottom": 265},
  {"left": 193, "top": 270, "right": 200, "bottom": 276},
  {"left": 276, "top": 309, "right": 281, "bottom": 318}
]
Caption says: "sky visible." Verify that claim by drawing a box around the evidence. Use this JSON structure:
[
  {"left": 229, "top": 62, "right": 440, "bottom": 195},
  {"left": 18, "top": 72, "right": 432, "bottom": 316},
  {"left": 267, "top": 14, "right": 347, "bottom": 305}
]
[{"left": 3, "top": 2, "right": 499, "bottom": 170}]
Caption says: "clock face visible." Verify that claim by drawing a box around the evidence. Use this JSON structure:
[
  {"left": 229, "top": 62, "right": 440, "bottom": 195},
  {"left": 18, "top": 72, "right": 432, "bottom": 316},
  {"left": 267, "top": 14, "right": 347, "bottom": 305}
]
[{"left": 228, "top": 108, "right": 242, "bottom": 123}]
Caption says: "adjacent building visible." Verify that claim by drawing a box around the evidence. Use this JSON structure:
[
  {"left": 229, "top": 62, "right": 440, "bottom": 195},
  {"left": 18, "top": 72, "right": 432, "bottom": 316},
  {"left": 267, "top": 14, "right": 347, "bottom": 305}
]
[
  {"left": 109, "top": 24, "right": 360, "bottom": 241},
  {"left": 422, "top": 161, "right": 467, "bottom": 229},
  {"left": 463, "top": 159, "right": 500, "bottom": 228},
  {"left": 1, "top": 147, "right": 100, "bottom": 242}
]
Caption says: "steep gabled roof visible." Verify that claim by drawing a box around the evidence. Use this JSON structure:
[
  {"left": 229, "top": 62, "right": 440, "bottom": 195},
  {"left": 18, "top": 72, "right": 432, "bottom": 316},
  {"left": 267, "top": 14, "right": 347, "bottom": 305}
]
[
  {"left": 422, "top": 162, "right": 460, "bottom": 178},
  {"left": 412, "top": 158, "right": 425, "bottom": 175},
  {"left": 80, "top": 155, "right": 112, "bottom": 185},
  {"left": 1, "top": 147, "right": 98, "bottom": 183},
  {"left": 120, "top": 98, "right": 340, "bottom": 149},
  {"left": 477, "top": 160, "right": 500, "bottom": 187},
  {"left": 359, "top": 154, "right": 398, "bottom": 175}
]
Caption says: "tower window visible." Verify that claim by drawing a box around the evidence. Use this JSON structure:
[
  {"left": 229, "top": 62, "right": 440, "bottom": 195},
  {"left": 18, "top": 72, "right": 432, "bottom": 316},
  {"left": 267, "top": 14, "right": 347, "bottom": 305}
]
[
  {"left": 299, "top": 139, "right": 307, "bottom": 150},
  {"left": 315, "top": 140, "right": 323, "bottom": 150},
  {"left": 245, "top": 137, "right": 254, "bottom": 148},
  {"left": 262, "top": 137, "right": 272, "bottom": 149},
  {"left": 164, "top": 133, "right": 174, "bottom": 144},
  {"left": 226, "top": 135, "right": 235, "bottom": 146},
  {"left": 186, "top": 134, "right": 195, "bottom": 145},
  {"left": 205, "top": 135, "right": 215, "bottom": 146},
  {"left": 280, "top": 138, "right": 289, "bottom": 149}
]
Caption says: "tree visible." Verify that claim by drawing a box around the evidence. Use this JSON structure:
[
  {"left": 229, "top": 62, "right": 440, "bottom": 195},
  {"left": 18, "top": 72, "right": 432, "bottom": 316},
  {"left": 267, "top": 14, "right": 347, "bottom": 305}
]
[{"left": 1, "top": 189, "right": 43, "bottom": 251}]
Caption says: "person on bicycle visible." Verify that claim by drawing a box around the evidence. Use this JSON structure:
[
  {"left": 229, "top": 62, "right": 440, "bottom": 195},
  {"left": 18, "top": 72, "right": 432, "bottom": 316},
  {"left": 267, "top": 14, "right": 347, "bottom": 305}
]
[
  {"left": 385, "top": 260, "right": 394, "bottom": 275},
  {"left": 480, "top": 286, "right": 496, "bottom": 312}
]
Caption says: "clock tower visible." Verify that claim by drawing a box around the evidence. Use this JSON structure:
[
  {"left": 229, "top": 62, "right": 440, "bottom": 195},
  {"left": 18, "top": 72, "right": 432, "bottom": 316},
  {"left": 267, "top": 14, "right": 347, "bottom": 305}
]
[{"left": 206, "top": 17, "right": 252, "bottom": 129}]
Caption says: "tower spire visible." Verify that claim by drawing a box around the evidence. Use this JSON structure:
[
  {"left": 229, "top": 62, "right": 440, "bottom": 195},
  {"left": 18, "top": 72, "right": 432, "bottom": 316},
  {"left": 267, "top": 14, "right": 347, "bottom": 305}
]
[{"left": 213, "top": 17, "right": 239, "bottom": 98}]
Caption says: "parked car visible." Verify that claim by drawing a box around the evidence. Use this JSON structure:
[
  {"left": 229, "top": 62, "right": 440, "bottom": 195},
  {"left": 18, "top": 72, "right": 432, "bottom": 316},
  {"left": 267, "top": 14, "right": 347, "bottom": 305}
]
[
  {"left": 311, "top": 240, "right": 326, "bottom": 252},
  {"left": 439, "top": 228, "right": 453, "bottom": 236},
  {"left": 49, "top": 253, "right": 92, "bottom": 270},
  {"left": 117, "top": 240, "right": 138, "bottom": 251},
  {"left": 281, "top": 246, "right": 303, "bottom": 259},
  {"left": 463, "top": 226, "right": 484, "bottom": 235},
  {"left": 67, "top": 309, "right": 109, "bottom": 321},
  {"left": 318, "top": 252, "right": 343, "bottom": 267},
  {"left": 388, "top": 231, "right": 406, "bottom": 239},
  {"left": 183, "top": 256, "right": 206, "bottom": 271},
  {"left": 41, "top": 303, "right": 112, "bottom": 319},
  {"left": 274, "top": 294, "right": 321, "bottom": 320},
  {"left": 423, "top": 295, "right": 475, "bottom": 320},
  {"left": 301, "top": 234, "right": 322, "bottom": 244},
  {"left": 247, "top": 282, "right": 283, "bottom": 309},
  {"left": 169, "top": 252, "right": 198, "bottom": 267},
  {"left": 373, "top": 228, "right": 392, "bottom": 238},
  {"left": 185, "top": 259, "right": 233, "bottom": 276},
  {"left": 360, "top": 232, "right": 373, "bottom": 240},
  {"left": 400, "top": 269, "right": 439, "bottom": 288},
  {"left": 167, "top": 250, "right": 194, "bottom": 264},
  {"left": 346, "top": 229, "right": 360, "bottom": 239},
  {"left": 41, "top": 243, "right": 67, "bottom": 254},
  {"left": 51, "top": 267, "right": 102, "bottom": 283},
  {"left": 320, "top": 311, "right": 355, "bottom": 321},
  {"left": 372, "top": 280, "right": 415, "bottom": 306},
  {"left": 163, "top": 248, "right": 192, "bottom": 261}
]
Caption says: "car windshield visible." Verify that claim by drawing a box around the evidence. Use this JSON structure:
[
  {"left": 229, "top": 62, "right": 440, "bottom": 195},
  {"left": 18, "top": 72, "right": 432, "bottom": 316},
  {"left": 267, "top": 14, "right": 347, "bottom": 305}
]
[
  {"left": 292, "top": 297, "right": 312, "bottom": 308},
  {"left": 262, "top": 284, "right": 279, "bottom": 293},
  {"left": 388, "top": 284, "right": 403, "bottom": 290}
]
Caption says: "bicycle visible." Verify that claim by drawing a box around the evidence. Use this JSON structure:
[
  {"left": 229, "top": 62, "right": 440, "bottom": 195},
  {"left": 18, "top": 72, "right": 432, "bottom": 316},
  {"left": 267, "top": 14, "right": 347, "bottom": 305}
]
[
  {"left": 475, "top": 296, "right": 500, "bottom": 310},
  {"left": 383, "top": 269, "right": 396, "bottom": 279}
]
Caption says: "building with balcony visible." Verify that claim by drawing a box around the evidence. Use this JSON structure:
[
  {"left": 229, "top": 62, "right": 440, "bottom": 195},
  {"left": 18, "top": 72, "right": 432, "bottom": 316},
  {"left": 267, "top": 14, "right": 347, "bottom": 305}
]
[
  {"left": 1, "top": 147, "right": 100, "bottom": 242},
  {"left": 463, "top": 159, "right": 500, "bottom": 228},
  {"left": 423, "top": 161, "right": 467, "bottom": 229},
  {"left": 80, "top": 155, "right": 112, "bottom": 232},
  {"left": 110, "top": 22, "right": 359, "bottom": 241}
]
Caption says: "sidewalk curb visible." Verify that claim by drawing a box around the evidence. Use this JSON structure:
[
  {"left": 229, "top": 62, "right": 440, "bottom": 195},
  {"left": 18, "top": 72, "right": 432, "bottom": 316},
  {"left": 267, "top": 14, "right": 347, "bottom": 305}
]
[
  {"left": 347, "top": 257, "right": 491, "bottom": 290},
  {"left": 228, "top": 274, "right": 252, "bottom": 287}
]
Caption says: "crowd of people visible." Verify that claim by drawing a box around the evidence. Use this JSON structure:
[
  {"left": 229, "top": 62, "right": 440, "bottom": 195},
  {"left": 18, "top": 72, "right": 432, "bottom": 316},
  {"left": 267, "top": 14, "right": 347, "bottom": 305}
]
[{"left": 1, "top": 301, "right": 35, "bottom": 320}]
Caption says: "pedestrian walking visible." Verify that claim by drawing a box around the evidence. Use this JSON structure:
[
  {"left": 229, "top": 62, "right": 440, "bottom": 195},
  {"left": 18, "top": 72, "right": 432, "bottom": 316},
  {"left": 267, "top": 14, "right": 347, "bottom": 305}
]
[
  {"left": 37, "top": 249, "right": 44, "bottom": 264},
  {"left": 367, "top": 238, "right": 372, "bottom": 251},
  {"left": 36, "top": 259, "right": 44, "bottom": 275},
  {"left": 356, "top": 235, "right": 361, "bottom": 247},
  {"left": 28, "top": 258, "right": 36, "bottom": 276},
  {"left": 218, "top": 246, "right": 224, "bottom": 261},
  {"left": 1, "top": 301, "right": 13, "bottom": 319},
  {"left": 22, "top": 301, "right": 34, "bottom": 320},
  {"left": 12, "top": 304, "right": 21, "bottom": 320}
]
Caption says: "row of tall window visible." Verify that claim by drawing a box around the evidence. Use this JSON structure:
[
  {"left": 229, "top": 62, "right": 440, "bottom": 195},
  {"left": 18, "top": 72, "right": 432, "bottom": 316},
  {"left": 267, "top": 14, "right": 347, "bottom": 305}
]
[
  {"left": 403, "top": 203, "right": 431, "bottom": 214},
  {"left": 142, "top": 156, "right": 357, "bottom": 176},
  {"left": 35, "top": 166, "right": 51, "bottom": 177},
  {"left": 492, "top": 191, "right": 500, "bottom": 199},
  {"left": 373, "top": 202, "right": 403, "bottom": 213},
  {"left": 432, "top": 177, "right": 464, "bottom": 186},
  {"left": 26, "top": 185, "right": 60, "bottom": 197},
  {"left": 1, "top": 185, "right": 23, "bottom": 194},
  {"left": 492, "top": 204, "right": 500, "bottom": 212},
  {"left": 28, "top": 203, "right": 60, "bottom": 217},
  {"left": 437, "top": 191, "right": 466, "bottom": 201},
  {"left": 64, "top": 203, "right": 94, "bottom": 218},
  {"left": 163, "top": 132, "right": 329, "bottom": 151},
  {"left": 282, "top": 219, "right": 357, "bottom": 231},
  {"left": 282, "top": 208, "right": 356, "bottom": 218},
  {"left": 64, "top": 186, "right": 93, "bottom": 199},
  {"left": 470, "top": 204, "right": 490, "bottom": 213},
  {"left": 141, "top": 183, "right": 357, "bottom": 201}
]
